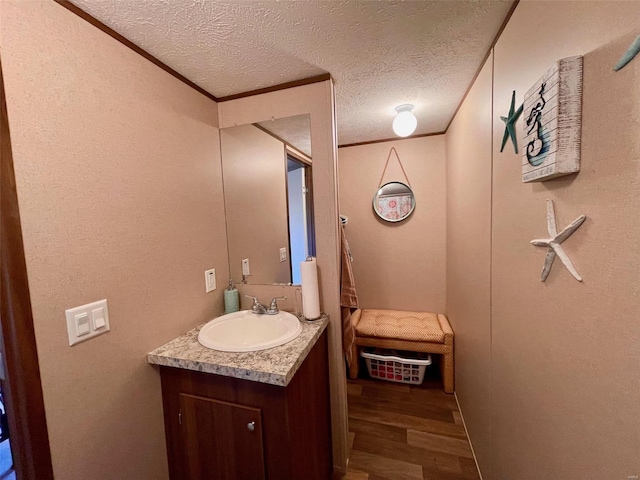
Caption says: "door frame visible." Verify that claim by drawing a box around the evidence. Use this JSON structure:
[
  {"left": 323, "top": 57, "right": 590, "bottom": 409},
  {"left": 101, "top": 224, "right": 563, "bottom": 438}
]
[
  {"left": 285, "top": 151, "right": 316, "bottom": 258},
  {"left": 0, "top": 55, "right": 55, "bottom": 479}
]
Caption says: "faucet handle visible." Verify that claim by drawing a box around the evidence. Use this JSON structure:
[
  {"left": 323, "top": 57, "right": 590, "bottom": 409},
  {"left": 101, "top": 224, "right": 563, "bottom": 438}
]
[
  {"left": 244, "top": 295, "right": 266, "bottom": 314},
  {"left": 267, "top": 296, "right": 287, "bottom": 315}
]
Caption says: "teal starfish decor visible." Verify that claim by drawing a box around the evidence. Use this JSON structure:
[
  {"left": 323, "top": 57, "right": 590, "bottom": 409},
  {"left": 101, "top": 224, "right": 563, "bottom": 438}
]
[
  {"left": 500, "top": 90, "right": 523, "bottom": 154},
  {"left": 614, "top": 34, "right": 640, "bottom": 71}
]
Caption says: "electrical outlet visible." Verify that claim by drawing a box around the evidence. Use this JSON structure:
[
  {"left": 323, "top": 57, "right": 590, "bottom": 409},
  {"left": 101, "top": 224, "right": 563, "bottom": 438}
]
[
  {"left": 279, "top": 247, "right": 287, "bottom": 262},
  {"left": 205, "top": 269, "right": 216, "bottom": 293},
  {"left": 242, "top": 258, "right": 250, "bottom": 276}
]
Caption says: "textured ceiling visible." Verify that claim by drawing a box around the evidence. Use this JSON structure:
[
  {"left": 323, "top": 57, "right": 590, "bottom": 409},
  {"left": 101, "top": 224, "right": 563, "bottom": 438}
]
[
  {"left": 69, "top": 0, "right": 514, "bottom": 145},
  {"left": 258, "top": 115, "right": 311, "bottom": 158}
]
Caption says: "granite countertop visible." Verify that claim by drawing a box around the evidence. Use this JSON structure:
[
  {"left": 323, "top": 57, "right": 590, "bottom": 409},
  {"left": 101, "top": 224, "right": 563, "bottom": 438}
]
[{"left": 147, "top": 314, "right": 329, "bottom": 387}]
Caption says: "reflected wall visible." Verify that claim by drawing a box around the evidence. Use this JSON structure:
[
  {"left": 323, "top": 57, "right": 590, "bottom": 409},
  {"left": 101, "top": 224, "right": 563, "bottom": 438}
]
[{"left": 221, "top": 124, "right": 290, "bottom": 285}]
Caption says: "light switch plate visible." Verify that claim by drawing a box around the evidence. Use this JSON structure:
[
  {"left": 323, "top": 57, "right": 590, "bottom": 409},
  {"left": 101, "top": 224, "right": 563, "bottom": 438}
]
[
  {"left": 279, "top": 247, "right": 287, "bottom": 263},
  {"left": 66, "top": 299, "right": 110, "bottom": 346},
  {"left": 242, "top": 258, "right": 250, "bottom": 276},
  {"left": 205, "top": 269, "right": 216, "bottom": 293}
]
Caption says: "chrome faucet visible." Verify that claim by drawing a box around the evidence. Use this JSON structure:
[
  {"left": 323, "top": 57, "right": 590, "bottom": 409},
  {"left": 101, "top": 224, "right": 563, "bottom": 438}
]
[
  {"left": 244, "top": 295, "right": 267, "bottom": 314},
  {"left": 266, "top": 296, "right": 287, "bottom": 315}
]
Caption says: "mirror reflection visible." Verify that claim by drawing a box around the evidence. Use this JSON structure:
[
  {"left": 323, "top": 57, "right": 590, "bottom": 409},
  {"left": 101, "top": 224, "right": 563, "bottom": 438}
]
[
  {"left": 373, "top": 181, "right": 415, "bottom": 222},
  {"left": 220, "top": 114, "right": 314, "bottom": 285}
]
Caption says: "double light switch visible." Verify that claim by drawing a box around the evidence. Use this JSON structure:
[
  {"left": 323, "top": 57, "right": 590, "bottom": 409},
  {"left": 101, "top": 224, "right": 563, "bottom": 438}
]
[{"left": 65, "top": 299, "right": 110, "bottom": 346}]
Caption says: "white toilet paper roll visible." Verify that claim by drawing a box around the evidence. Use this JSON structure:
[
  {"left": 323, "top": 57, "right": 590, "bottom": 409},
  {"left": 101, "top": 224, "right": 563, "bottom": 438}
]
[{"left": 300, "top": 257, "right": 321, "bottom": 320}]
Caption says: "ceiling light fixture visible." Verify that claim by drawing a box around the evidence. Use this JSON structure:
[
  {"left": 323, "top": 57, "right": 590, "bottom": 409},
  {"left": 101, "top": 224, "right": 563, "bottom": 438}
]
[{"left": 392, "top": 104, "right": 417, "bottom": 137}]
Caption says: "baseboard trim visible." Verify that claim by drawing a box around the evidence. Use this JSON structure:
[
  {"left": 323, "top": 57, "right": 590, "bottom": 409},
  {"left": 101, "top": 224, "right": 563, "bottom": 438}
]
[{"left": 454, "top": 392, "right": 484, "bottom": 480}]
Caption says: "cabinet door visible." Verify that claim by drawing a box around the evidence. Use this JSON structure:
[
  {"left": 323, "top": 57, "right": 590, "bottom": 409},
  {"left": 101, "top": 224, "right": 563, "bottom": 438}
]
[{"left": 179, "top": 393, "right": 266, "bottom": 480}]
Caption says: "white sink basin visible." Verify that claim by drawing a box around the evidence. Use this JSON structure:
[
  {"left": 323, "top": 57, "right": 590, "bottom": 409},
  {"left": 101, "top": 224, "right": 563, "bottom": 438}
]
[{"left": 197, "top": 310, "right": 303, "bottom": 352}]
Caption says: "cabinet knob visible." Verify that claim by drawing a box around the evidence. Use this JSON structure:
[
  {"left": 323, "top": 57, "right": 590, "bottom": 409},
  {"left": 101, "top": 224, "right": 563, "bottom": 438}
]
[{"left": 247, "top": 421, "right": 255, "bottom": 432}]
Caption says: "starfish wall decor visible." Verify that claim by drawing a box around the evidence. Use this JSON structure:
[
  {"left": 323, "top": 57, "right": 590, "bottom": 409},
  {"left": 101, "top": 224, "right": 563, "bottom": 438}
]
[
  {"left": 614, "top": 34, "right": 640, "bottom": 71},
  {"left": 530, "top": 199, "right": 586, "bottom": 282},
  {"left": 500, "top": 90, "right": 523, "bottom": 154}
]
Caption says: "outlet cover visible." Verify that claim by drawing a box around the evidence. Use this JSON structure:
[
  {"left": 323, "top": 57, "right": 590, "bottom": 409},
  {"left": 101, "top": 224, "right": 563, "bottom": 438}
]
[
  {"left": 279, "top": 247, "right": 287, "bottom": 262},
  {"left": 205, "top": 269, "right": 216, "bottom": 293},
  {"left": 242, "top": 258, "right": 250, "bottom": 276}
]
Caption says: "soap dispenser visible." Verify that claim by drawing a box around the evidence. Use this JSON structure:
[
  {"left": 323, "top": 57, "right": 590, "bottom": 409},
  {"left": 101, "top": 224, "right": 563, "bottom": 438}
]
[{"left": 224, "top": 279, "right": 239, "bottom": 314}]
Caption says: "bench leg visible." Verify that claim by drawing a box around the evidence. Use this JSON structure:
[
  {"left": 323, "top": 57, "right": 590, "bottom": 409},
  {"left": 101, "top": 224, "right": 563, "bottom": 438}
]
[
  {"left": 441, "top": 351, "right": 454, "bottom": 394},
  {"left": 348, "top": 344, "right": 359, "bottom": 379}
]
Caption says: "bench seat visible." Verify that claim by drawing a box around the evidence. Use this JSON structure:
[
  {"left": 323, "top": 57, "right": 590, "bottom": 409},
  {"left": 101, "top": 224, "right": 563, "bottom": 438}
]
[{"left": 349, "top": 308, "right": 454, "bottom": 393}]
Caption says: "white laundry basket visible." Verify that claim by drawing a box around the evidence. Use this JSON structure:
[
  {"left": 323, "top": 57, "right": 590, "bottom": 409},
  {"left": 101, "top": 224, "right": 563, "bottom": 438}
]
[{"left": 361, "top": 348, "right": 432, "bottom": 385}]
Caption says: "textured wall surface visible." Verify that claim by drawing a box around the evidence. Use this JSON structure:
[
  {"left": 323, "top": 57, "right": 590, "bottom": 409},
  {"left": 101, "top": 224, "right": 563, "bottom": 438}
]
[
  {"left": 446, "top": 1, "right": 640, "bottom": 478},
  {"left": 0, "top": 1, "right": 228, "bottom": 478},
  {"left": 221, "top": 124, "right": 290, "bottom": 284},
  {"left": 338, "top": 136, "right": 447, "bottom": 313},
  {"left": 69, "top": 0, "right": 514, "bottom": 145},
  {"left": 446, "top": 52, "right": 493, "bottom": 478},
  {"left": 490, "top": 5, "right": 640, "bottom": 479}
]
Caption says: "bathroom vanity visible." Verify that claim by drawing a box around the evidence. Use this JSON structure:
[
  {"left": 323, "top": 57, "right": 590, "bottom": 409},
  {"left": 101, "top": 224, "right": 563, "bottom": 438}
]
[{"left": 148, "top": 317, "right": 332, "bottom": 480}]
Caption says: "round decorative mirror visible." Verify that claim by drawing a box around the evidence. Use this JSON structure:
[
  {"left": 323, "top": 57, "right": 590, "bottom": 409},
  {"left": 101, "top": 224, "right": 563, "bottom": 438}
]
[{"left": 372, "top": 181, "right": 415, "bottom": 223}]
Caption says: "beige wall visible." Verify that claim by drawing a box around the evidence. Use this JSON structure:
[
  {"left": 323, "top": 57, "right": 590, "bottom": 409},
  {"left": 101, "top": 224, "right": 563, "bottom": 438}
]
[
  {"left": 446, "top": 52, "right": 493, "bottom": 477},
  {"left": 338, "top": 137, "right": 447, "bottom": 313},
  {"left": 491, "top": 6, "right": 640, "bottom": 480},
  {"left": 447, "top": 1, "right": 640, "bottom": 479},
  {"left": 0, "top": 1, "right": 228, "bottom": 479},
  {"left": 221, "top": 124, "right": 290, "bottom": 284}
]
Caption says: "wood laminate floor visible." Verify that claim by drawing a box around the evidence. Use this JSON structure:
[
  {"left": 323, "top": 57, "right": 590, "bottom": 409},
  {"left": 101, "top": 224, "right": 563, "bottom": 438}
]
[{"left": 344, "top": 366, "right": 480, "bottom": 480}]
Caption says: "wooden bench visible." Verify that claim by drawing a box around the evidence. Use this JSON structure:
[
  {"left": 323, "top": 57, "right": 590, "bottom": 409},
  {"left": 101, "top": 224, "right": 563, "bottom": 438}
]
[{"left": 348, "top": 309, "right": 454, "bottom": 393}]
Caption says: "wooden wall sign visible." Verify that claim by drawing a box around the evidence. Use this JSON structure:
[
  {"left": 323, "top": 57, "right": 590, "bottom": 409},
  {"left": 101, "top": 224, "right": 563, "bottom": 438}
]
[{"left": 521, "top": 56, "right": 583, "bottom": 183}]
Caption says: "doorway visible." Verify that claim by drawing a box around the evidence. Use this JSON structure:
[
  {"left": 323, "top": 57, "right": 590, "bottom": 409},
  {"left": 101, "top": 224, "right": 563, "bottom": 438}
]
[
  {"left": 286, "top": 154, "right": 315, "bottom": 284},
  {"left": 0, "top": 381, "right": 12, "bottom": 480}
]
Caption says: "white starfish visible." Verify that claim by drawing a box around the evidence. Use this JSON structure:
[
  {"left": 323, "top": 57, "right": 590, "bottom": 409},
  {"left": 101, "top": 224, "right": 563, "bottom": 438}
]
[{"left": 530, "top": 199, "right": 586, "bottom": 282}]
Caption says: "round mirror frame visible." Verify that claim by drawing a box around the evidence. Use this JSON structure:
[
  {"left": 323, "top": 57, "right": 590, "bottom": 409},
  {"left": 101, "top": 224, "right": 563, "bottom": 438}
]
[{"left": 372, "top": 181, "right": 416, "bottom": 223}]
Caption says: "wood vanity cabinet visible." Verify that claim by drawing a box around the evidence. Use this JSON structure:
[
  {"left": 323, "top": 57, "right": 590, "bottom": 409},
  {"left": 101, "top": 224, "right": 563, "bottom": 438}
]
[{"left": 159, "top": 331, "right": 332, "bottom": 480}]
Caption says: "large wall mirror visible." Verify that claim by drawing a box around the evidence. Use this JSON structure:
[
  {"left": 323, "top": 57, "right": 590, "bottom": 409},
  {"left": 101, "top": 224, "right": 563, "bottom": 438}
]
[{"left": 220, "top": 114, "right": 315, "bottom": 285}]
